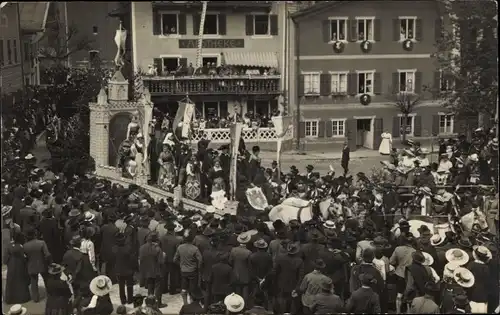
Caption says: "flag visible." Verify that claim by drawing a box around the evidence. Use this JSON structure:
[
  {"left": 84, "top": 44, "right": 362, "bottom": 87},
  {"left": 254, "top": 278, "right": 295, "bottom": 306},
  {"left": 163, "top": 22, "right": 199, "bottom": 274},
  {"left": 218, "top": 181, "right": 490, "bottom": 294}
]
[
  {"left": 229, "top": 123, "right": 243, "bottom": 199},
  {"left": 182, "top": 102, "right": 195, "bottom": 137},
  {"left": 173, "top": 101, "right": 187, "bottom": 133}
]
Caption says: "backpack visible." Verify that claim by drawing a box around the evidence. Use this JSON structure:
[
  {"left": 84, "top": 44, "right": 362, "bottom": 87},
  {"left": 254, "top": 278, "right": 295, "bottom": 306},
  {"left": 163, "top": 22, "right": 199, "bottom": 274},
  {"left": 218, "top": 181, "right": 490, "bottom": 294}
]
[{"left": 404, "top": 265, "right": 432, "bottom": 302}]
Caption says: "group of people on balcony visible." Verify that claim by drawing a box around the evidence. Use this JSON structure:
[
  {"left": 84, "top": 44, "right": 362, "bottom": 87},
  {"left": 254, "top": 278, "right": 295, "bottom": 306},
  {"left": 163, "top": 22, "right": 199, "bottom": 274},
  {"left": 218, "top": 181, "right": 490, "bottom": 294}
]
[
  {"left": 192, "top": 111, "right": 279, "bottom": 130},
  {"left": 147, "top": 61, "right": 279, "bottom": 78}
]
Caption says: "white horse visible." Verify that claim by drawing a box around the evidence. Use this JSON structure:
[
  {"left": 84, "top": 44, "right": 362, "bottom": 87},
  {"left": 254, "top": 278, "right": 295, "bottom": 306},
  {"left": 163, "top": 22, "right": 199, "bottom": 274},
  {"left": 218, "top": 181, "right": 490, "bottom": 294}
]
[{"left": 268, "top": 197, "right": 339, "bottom": 224}]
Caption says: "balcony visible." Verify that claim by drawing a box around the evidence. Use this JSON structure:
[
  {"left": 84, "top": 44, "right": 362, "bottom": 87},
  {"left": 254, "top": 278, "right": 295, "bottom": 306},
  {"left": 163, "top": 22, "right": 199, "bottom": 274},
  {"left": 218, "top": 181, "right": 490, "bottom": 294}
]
[
  {"left": 142, "top": 75, "right": 281, "bottom": 96},
  {"left": 190, "top": 126, "right": 293, "bottom": 143}
]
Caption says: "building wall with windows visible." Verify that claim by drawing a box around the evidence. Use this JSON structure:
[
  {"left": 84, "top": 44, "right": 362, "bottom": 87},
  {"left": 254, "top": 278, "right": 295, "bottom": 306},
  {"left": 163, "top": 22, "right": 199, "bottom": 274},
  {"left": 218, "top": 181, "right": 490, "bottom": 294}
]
[
  {"left": 0, "top": 3, "right": 23, "bottom": 94},
  {"left": 291, "top": 1, "right": 454, "bottom": 151}
]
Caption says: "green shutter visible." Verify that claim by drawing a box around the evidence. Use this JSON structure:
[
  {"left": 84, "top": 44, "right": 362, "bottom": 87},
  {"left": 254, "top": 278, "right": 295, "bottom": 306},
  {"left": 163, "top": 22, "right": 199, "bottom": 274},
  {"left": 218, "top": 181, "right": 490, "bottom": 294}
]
[
  {"left": 392, "top": 116, "right": 400, "bottom": 138},
  {"left": 414, "top": 116, "right": 422, "bottom": 137},
  {"left": 218, "top": 14, "right": 227, "bottom": 35},
  {"left": 270, "top": 15, "right": 278, "bottom": 36},
  {"left": 178, "top": 14, "right": 187, "bottom": 35}
]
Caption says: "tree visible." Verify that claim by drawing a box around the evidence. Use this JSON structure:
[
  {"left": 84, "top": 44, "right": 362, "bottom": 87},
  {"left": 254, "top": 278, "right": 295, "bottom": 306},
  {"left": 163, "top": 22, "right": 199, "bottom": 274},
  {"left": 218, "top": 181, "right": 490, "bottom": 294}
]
[
  {"left": 388, "top": 88, "right": 421, "bottom": 143},
  {"left": 434, "top": 0, "right": 498, "bottom": 127}
]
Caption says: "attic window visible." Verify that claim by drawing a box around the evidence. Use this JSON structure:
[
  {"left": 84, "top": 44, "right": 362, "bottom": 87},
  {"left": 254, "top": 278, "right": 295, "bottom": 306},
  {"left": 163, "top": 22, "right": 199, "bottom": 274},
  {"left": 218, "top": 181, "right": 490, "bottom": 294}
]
[{"left": 93, "top": 26, "right": 98, "bottom": 35}]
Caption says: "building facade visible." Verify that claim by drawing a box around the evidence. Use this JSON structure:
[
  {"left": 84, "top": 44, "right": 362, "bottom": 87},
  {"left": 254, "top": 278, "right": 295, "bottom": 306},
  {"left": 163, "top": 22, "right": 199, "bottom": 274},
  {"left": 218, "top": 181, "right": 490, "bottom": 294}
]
[
  {"left": 132, "top": 1, "right": 290, "bottom": 148},
  {"left": 0, "top": 2, "right": 23, "bottom": 95},
  {"left": 291, "top": 1, "right": 456, "bottom": 151}
]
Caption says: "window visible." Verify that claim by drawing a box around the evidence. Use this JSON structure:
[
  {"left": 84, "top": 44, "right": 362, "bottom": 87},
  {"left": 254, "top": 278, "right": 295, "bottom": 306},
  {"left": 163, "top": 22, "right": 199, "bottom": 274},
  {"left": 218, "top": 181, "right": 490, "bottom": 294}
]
[
  {"left": 92, "top": 26, "right": 98, "bottom": 35},
  {"left": 330, "top": 72, "right": 348, "bottom": 94},
  {"left": 204, "top": 14, "right": 218, "bottom": 35},
  {"left": 330, "top": 18, "right": 347, "bottom": 41},
  {"left": 23, "top": 41, "right": 30, "bottom": 62},
  {"left": 0, "top": 14, "right": 7, "bottom": 27},
  {"left": 439, "top": 114, "right": 454, "bottom": 134},
  {"left": 399, "top": 18, "right": 416, "bottom": 41},
  {"left": 13, "top": 39, "right": 17, "bottom": 64},
  {"left": 303, "top": 72, "right": 320, "bottom": 94},
  {"left": 25, "top": 76, "right": 31, "bottom": 86},
  {"left": 398, "top": 70, "right": 416, "bottom": 92},
  {"left": 162, "top": 57, "right": 179, "bottom": 74},
  {"left": 253, "top": 15, "right": 270, "bottom": 35},
  {"left": 331, "top": 119, "right": 346, "bottom": 137},
  {"left": 0, "top": 39, "right": 3, "bottom": 66},
  {"left": 89, "top": 50, "right": 99, "bottom": 67},
  {"left": 6, "top": 40, "right": 12, "bottom": 64},
  {"left": 248, "top": 100, "right": 276, "bottom": 117},
  {"left": 440, "top": 71, "right": 453, "bottom": 91},
  {"left": 161, "top": 13, "right": 178, "bottom": 35},
  {"left": 197, "top": 101, "right": 228, "bottom": 119},
  {"left": 356, "top": 18, "right": 374, "bottom": 41},
  {"left": 357, "top": 71, "right": 374, "bottom": 94},
  {"left": 202, "top": 57, "right": 218, "bottom": 67},
  {"left": 400, "top": 116, "right": 414, "bottom": 135},
  {"left": 305, "top": 120, "right": 319, "bottom": 137}
]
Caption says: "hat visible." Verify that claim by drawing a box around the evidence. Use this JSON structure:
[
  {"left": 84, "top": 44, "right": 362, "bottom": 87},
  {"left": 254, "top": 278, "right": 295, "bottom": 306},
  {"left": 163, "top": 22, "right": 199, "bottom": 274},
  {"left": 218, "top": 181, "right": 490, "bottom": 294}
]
[
  {"left": 443, "top": 262, "right": 460, "bottom": 279},
  {"left": 224, "top": 293, "right": 245, "bottom": 313},
  {"left": 84, "top": 211, "right": 95, "bottom": 222},
  {"left": 457, "top": 236, "right": 473, "bottom": 249},
  {"left": 203, "top": 227, "right": 215, "bottom": 237},
  {"left": 273, "top": 219, "right": 286, "bottom": 231},
  {"left": 372, "top": 236, "right": 391, "bottom": 249},
  {"left": 424, "top": 281, "right": 440, "bottom": 293},
  {"left": 323, "top": 220, "right": 335, "bottom": 229},
  {"left": 287, "top": 243, "right": 300, "bottom": 255},
  {"left": 312, "top": 258, "right": 326, "bottom": 270},
  {"left": 420, "top": 148, "right": 429, "bottom": 154},
  {"left": 491, "top": 138, "right": 498, "bottom": 146},
  {"left": 418, "top": 225, "right": 432, "bottom": 238},
  {"left": 419, "top": 186, "right": 433, "bottom": 196},
  {"left": 453, "top": 267, "right": 475, "bottom": 288},
  {"left": 7, "top": 304, "right": 27, "bottom": 315},
  {"left": 48, "top": 263, "right": 65, "bottom": 275},
  {"left": 472, "top": 245, "right": 492, "bottom": 262},
  {"left": 430, "top": 234, "right": 445, "bottom": 246},
  {"left": 306, "top": 164, "right": 314, "bottom": 171},
  {"left": 24, "top": 153, "right": 35, "bottom": 160},
  {"left": 95, "top": 182, "right": 105, "bottom": 190},
  {"left": 237, "top": 232, "right": 251, "bottom": 244},
  {"left": 412, "top": 251, "right": 426, "bottom": 264},
  {"left": 2, "top": 205, "right": 12, "bottom": 217},
  {"left": 399, "top": 219, "right": 410, "bottom": 228},
  {"left": 453, "top": 294, "right": 470, "bottom": 307},
  {"left": 254, "top": 239, "right": 268, "bottom": 249},
  {"left": 469, "top": 153, "right": 479, "bottom": 162},
  {"left": 404, "top": 149, "right": 415, "bottom": 157},
  {"left": 68, "top": 209, "right": 81, "bottom": 218},
  {"left": 445, "top": 248, "right": 469, "bottom": 265},
  {"left": 174, "top": 221, "right": 184, "bottom": 233},
  {"left": 422, "top": 252, "right": 434, "bottom": 266},
  {"left": 89, "top": 275, "right": 113, "bottom": 296}
]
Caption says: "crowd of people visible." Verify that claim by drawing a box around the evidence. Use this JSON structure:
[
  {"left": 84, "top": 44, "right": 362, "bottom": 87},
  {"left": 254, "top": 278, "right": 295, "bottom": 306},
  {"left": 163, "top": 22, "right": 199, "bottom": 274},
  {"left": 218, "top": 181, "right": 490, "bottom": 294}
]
[{"left": 2, "top": 116, "right": 499, "bottom": 314}]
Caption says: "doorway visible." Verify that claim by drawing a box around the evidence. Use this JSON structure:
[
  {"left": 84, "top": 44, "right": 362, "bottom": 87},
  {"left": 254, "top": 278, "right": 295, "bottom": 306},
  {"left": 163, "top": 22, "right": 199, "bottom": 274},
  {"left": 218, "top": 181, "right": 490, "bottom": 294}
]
[{"left": 356, "top": 118, "right": 374, "bottom": 149}]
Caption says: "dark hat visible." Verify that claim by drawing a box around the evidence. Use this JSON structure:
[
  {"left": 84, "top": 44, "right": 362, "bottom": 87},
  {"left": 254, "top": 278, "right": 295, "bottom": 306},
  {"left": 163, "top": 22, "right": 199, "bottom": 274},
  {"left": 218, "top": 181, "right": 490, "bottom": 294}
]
[
  {"left": 203, "top": 227, "right": 216, "bottom": 237},
  {"left": 287, "top": 243, "right": 300, "bottom": 255},
  {"left": 115, "top": 232, "right": 126, "bottom": 243},
  {"left": 399, "top": 220, "right": 410, "bottom": 228},
  {"left": 306, "top": 164, "right": 314, "bottom": 171},
  {"left": 253, "top": 239, "right": 268, "bottom": 249},
  {"left": 218, "top": 144, "right": 229, "bottom": 150},
  {"left": 289, "top": 219, "right": 300, "bottom": 229},
  {"left": 48, "top": 263, "right": 65, "bottom": 275},
  {"left": 116, "top": 305, "right": 127, "bottom": 315},
  {"left": 412, "top": 251, "right": 426, "bottom": 264},
  {"left": 147, "top": 232, "right": 159, "bottom": 242},
  {"left": 69, "top": 235, "right": 82, "bottom": 247},
  {"left": 453, "top": 294, "right": 469, "bottom": 307},
  {"left": 458, "top": 236, "right": 473, "bottom": 249},
  {"left": 312, "top": 258, "right": 326, "bottom": 270},
  {"left": 68, "top": 209, "right": 81, "bottom": 218},
  {"left": 372, "top": 236, "right": 391, "bottom": 249},
  {"left": 424, "top": 281, "right": 440, "bottom": 293},
  {"left": 418, "top": 225, "right": 432, "bottom": 238},
  {"left": 271, "top": 160, "right": 277, "bottom": 166},
  {"left": 272, "top": 219, "right": 286, "bottom": 231},
  {"left": 310, "top": 231, "right": 321, "bottom": 241}
]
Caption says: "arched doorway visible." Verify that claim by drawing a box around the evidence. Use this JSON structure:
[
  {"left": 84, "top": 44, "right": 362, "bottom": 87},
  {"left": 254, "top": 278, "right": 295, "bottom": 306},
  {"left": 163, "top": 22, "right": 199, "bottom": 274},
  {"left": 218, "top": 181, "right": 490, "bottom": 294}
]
[{"left": 108, "top": 112, "right": 131, "bottom": 166}]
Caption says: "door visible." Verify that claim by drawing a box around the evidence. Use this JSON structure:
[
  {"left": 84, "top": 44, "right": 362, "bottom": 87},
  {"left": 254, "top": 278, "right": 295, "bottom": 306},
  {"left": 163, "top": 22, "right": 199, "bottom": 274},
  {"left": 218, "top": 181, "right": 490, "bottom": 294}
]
[
  {"left": 108, "top": 113, "right": 131, "bottom": 166},
  {"left": 346, "top": 119, "right": 357, "bottom": 151},
  {"left": 373, "top": 118, "right": 383, "bottom": 150},
  {"left": 363, "top": 118, "right": 373, "bottom": 149}
]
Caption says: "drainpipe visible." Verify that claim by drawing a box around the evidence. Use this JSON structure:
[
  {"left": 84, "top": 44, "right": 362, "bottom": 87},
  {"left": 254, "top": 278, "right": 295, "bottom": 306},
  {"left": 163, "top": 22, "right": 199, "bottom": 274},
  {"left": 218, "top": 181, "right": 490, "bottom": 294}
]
[{"left": 292, "top": 17, "right": 300, "bottom": 151}]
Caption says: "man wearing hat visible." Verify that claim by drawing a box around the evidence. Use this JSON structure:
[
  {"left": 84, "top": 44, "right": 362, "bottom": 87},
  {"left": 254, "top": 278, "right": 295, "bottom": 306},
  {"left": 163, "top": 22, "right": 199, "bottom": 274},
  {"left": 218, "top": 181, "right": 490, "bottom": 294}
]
[
  {"left": 305, "top": 165, "right": 314, "bottom": 180},
  {"left": 160, "top": 221, "right": 182, "bottom": 295},
  {"left": 248, "top": 239, "right": 272, "bottom": 307},
  {"left": 230, "top": 232, "right": 253, "bottom": 303},
  {"left": 273, "top": 243, "right": 304, "bottom": 314},
  {"left": 346, "top": 273, "right": 381, "bottom": 314},
  {"left": 174, "top": 232, "right": 203, "bottom": 305},
  {"left": 299, "top": 258, "right": 332, "bottom": 313},
  {"left": 39, "top": 207, "right": 64, "bottom": 263},
  {"left": 468, "top": 245, "right": 492, "bottom": 313},
  {"left": 23, "top": 228, "right": 51, "bottom": 302},
  {"left": 409, "top": 281, "right": 440, "bottom": 314},
  {"left": 139, "top": 232, "right": 165, "bottom": 307}
]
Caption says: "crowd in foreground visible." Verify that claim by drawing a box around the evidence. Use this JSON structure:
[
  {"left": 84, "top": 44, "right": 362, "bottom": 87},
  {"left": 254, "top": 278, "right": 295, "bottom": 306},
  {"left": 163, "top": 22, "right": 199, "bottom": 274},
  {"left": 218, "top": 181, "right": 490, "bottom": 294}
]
[{"left": 2, "top": 124, "right": 500, "bottom": 315}]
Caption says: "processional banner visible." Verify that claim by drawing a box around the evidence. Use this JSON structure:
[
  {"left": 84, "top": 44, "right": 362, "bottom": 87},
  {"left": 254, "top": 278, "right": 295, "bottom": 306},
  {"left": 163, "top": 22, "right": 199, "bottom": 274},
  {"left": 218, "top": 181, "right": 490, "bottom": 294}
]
[{"left": 229, "top": 123, "right": 243, "bottom": 199}]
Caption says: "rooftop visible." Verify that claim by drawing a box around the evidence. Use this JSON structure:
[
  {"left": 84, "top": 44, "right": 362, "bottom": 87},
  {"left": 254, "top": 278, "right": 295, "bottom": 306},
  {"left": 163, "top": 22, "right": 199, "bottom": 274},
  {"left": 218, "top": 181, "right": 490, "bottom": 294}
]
[{"left": 19, "top": 2, "right": 50, "bottom": 32}]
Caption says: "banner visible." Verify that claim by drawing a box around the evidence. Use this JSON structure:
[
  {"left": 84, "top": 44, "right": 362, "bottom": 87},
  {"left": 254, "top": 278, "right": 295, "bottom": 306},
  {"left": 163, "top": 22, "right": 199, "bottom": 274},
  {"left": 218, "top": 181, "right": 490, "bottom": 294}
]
[
  {"left": 182, "top": 102, "right": 195, "bottom": 137},
  {"left": 229, "top": 123, "right": 243, "bottom": 199},
  {"left": 173, "top": 101, "right": 187, "bottom": 133},
  {"left": 271, "top": 115, "right": 293, "bottom": 172},
  {"left": 246, "top": 186, "right": 269, "bottom": 211}
]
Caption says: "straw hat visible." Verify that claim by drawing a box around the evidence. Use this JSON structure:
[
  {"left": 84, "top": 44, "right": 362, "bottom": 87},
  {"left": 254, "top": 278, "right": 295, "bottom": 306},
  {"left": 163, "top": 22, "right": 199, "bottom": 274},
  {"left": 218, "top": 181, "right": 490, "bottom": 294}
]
[
  {"left": 48, "top": 263, "right": 65, "bottom": 275},
  {"left": 472, "top": 245, "right": 492, "bottom": 262},
  {"left": 443, "top": 262, "right": 460, "bottom": 279},
  {"left": 7, "top": 304, "right": 27, "bottom": 315},
  {"left": 419, "top": 186, "right": 433, "bottom": 196},
  {"left": 89, "top": 275, "right": 113, "bottom": 296},
  {"left": 422, "top": 252, "right": 434, "bottom": 266},
  {"left": 469, "top": 153, "right": 479, "bottom": 162},
  {"left": 430, "top": 234, "right": 445, "bottom": 246},
  {"left": 2, "top": 205, "right": 12, "bottom": 217},
  {"left": 323, "top": 220, "right": 336, "bottom": 229},
  {"left": 224, "top": 293, "right": 245, "bottom": 313},
  {"left": 445, "top": 248, "right": 469, "bottom": 266},
  {"left": 453, "top": 267, "right": 475, "bottom": 288},
  {"left": 24, "top": 153, "right": 35, "bottom": 160},
  {"left": 173, "top": 221, "right": 184, "bottom": 233},
  {"left": 84, "top": 211, "right": 95, "bottom": 222},
  {"left": 236, "top": 232, "right": 251, "bottom": 244}
]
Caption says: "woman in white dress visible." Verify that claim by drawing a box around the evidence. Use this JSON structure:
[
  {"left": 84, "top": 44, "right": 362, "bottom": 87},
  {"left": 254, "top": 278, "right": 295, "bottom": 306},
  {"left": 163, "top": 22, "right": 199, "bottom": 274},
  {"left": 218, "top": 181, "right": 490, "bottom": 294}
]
[
  {"left": 130, "top": 133, "right": 145, "bottom": 177},
  {"left": 379, "top": 131, "right": 393, "bottom": 155}
]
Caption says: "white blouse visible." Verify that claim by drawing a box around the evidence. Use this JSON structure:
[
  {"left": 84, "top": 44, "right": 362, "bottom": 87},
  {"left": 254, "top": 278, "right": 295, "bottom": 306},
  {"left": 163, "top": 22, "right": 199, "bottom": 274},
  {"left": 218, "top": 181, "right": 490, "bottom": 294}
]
[{"left": 80, "top": 238, "right": 97, "bottom": 271}]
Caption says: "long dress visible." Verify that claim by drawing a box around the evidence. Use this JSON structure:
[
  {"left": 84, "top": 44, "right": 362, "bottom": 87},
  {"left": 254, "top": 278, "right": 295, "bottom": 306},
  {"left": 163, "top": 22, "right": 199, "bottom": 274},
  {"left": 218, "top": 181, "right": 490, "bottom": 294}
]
[
  {"left": 379, "top": 132, "right": 392, "bottom": 155},
  {"left": 131, "top": 142, "right": 145, "bottom": 177},
  {"left": 157, "top": 150, "right": 176, "bottom": 191},
  {"left": 4, "top": 242, "right": 31, "bottom": 304},
  {"left": 184, "top": 161, "right": 201, "bottom": 200},
  {"left": 45, "top": 276, "right": 73, "bottom": 315}
]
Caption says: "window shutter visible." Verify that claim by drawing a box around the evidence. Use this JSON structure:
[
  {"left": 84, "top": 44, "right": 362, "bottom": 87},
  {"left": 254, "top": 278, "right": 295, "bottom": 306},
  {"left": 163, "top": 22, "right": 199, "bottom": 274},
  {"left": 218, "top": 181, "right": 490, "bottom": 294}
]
[
  {"left": 322, "top": 20, "right": 330, "bottom": 42},
  {"left": 298, "top": 75, "right": 305, "bottom": 96},
  {"left": 392, "top": 72, "right": 399, "bottom": 92},
  {"left": 392, "top": 116, "right": 400, "bottom": 138},
  {"left": 349, "top": 20, "right": 357, "bottom": 42},
  {"left": 433, "top": 71, "right": 441, "bottom": 98},
  {"left": 299, "top": 122, "right": 306, "bottom": 138},
  {"left": 393, "top": 19, "right": 400, "bottom": 41},
  {"left": 348, "top": 73, "right": 357, "bottom": 95},
  {"left": 219, "top": 14, "right": 227, "bottom": 35},
  {"left": 270, "top": 15, "right": 278, "bottom": 36},
  {"left": 179, "top": 58, "right": 188, "bottom": 68},
  {"left": 320, "top": 73, "right": 331, "bottom": 96},
  {"left": 432, "top": 115, "right": 440, "bottom": 136},
  {"left": 178, "top": 14, "right": 187, "bottom": 35},
  {"left": 153, "top": 58, "right": 162, "bottom": 75},
  {"left": 414, "top": 71, "right": 422, "bottom": 94},
  {"left": 153, "top": 10, "right": 161, "bottom": 35},
  {"left": 374, "top": 72, "right": 382, "bottom": 94},
  {"left": 193, "top": 14, "right": 200, "bottom": 35},
  {"left": 346, "top": 119, "right": 357, "bottom": 151},
  {"left": 414, "top": 116, "right": 422, "bottom": 136},
  {"left": 245, "top": 15, "right": 254, "bottom": 36},
  {"left": 374, "top": 19, "right": 381, "bottom": 41},
  {"left": 434, "top": 18, "right": 442, "bottom": 42},
  {"left": 326, "top": 120, "right": 333, "bottom": 137},
  {"left": 373, "top": 118, "right": 383, "bottom": 149},
  {"left": 415, "top": 19, "right": 423, "bottom": 41},
  {"left": 318, "top": 121, "right": 326, "bottom": 138}
]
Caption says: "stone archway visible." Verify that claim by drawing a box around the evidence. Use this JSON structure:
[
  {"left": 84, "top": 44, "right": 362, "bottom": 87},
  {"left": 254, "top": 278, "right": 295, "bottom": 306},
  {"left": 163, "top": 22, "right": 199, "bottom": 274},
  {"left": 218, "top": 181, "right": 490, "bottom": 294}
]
[{"left": 108, "top": 112, "right": 131, "bottom": 166}]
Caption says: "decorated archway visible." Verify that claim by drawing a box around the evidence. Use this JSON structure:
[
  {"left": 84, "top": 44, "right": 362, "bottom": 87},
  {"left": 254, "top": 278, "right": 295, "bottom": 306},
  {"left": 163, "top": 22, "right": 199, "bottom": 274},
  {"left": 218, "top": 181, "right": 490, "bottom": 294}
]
[{"left": 108, "top": 112, "right": 131, "bottom": 166}]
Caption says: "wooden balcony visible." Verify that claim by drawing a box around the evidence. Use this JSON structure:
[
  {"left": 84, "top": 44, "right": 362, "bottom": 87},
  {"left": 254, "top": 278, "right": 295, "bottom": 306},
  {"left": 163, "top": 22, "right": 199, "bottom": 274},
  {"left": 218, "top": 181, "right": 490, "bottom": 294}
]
[{"left": 142, "top": 75, "right": 281, "bottom": 96}]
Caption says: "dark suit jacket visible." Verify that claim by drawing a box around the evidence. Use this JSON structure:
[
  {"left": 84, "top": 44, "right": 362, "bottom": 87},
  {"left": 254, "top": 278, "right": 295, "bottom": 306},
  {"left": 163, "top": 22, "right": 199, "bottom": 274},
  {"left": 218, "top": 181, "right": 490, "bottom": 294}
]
[
  {"left": 39, "top": 217, "right": 63, "bottom": 261},
  {"left": 202, "top": 248, "right": 222, "bottom": 282},
  {"left": 229, "top": 245, "right": 252, "bottom": 284},
  {"left": 160, "top": 233, "right": 182, "bottom": 263},
  {"left": 346, "top": 287, "right": 381, "bottom": 314},
  {"left": 24, "top": 238, "right": 51, "bottom": 274},
  {"left": 19, "top": 206, "right": 39, "bottom": 232},
  {"left": 272, "top": 254, "right": 304, "bottom": 294},
  {"left": 209, "top": 262, "right": 233, "bottom": 296},
  {"left": 139, "top": 242, "right": 164, "bottom": 278},
  {"left": 112, "top": 244, "right": 135, "bottom": 276},
  {"left": 62, "top": 247, "right": 84, "bottom": 279},
  {"left": 301, "top": 243, "right": 326, "bottom": 274},
  {"left": 179, "top": 302, "right": 205, "bottom": 315},
  {"left": 99, "top": 223, "right": 119, "bottom": 263},
  {"left": 341, "top": 146, "right": 350, "bottom": 169},
  {"left": 249, "top": 250, "right": 273, "bottom": 280}
]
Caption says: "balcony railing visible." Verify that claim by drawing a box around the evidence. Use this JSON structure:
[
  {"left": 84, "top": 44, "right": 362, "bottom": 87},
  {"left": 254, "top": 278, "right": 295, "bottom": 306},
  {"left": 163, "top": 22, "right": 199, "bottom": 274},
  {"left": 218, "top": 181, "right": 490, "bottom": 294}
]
[
  {"left": 190, "top": 126, "right": 293, "bottom": 143},
  {"left": 143, "top": 75, "right": 281, "bottom": 96}
]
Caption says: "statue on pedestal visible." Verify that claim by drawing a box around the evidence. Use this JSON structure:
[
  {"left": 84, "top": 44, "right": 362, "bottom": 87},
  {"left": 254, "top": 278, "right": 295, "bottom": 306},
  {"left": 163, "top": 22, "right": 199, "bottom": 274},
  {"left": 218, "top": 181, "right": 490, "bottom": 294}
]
[
  {"left": 127, "top": 111, "right": 141, "bottom": 140},
  {"left": 131, "top": 133, "right": 146, "bottom": 177}
]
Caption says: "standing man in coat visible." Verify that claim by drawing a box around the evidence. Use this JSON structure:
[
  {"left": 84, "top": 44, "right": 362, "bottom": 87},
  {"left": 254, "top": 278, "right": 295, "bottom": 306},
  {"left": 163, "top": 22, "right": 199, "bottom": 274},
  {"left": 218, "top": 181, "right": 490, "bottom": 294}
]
[
  {"left": 229, "top": 233, "right": 253, "bottom": 305},
  {"left": 160, "top": 221, "right": 182, "bottom": 295},
  {"left": 139, "top": 232, "right": 165, "bottom": 307},
  {"left": 341, "top": 141, "right": 350, "bottom": 176},
  {"left": 174, "top": 232, "right": 203, "bottom": 305},
  {"left": 38, "top": 208, "right": 64, "bottom": 263},
  {"left": 23, "top": 228, "right": 52, "bottom": 302}
]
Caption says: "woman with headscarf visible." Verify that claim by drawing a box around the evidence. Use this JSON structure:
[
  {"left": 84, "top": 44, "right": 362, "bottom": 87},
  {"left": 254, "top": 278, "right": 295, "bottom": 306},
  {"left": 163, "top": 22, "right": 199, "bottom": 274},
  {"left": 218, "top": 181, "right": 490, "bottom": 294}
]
[
  {"left": 45, "top": 263, "right": 74, "bottom": 315},
  {"left": 4, "top": 232, "right": 31, "bottom": 304},
  {"left": 157, "top": 143, "right": 176, "bottom": 191}
]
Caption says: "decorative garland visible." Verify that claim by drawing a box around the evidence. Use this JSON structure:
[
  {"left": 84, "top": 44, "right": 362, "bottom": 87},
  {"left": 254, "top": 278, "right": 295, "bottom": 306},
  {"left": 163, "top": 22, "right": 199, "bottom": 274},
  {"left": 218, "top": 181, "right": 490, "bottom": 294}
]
[
  {"left": 360, "top": 93, "right": 371, "bottom": 106},
  {"left": 360, "top": 40, "right": 372, "bottom": 53},
  {"left": 332, "top": 41, "right": 345, "bottom": 53},
  {"left": 403, "top": 39, "right": 414, "bottom": 51}
]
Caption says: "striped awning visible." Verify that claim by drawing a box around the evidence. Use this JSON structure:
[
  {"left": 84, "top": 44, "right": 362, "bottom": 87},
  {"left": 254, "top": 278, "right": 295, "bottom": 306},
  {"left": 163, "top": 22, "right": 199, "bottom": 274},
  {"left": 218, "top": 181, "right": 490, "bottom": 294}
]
[{"left": 223, "top": 52, "right": 279, "bottom": 68}]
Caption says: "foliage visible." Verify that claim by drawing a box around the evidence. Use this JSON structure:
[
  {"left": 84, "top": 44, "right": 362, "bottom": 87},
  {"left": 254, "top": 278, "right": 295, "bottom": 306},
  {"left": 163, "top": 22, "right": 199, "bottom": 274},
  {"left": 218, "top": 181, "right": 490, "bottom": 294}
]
[
  {"left": 434, "top": 0, "right": 498, "bottom": 119},
  {"left": 387, "top": 89, "right": 421, "bottom": 142}
]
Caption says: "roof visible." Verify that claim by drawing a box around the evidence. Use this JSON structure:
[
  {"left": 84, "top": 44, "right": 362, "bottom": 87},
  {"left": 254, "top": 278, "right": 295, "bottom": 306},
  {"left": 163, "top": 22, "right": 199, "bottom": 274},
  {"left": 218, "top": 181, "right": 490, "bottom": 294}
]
[
  {"left": 223, "top": 52, "right": 279, "bottom": 68},
  {"left": 19, "top": 2, "right": 50, "bottom": 32},
  {"left": 110, "top": 70, "right": 127, "bottom": 83},
  {"left": 291, "top": 1, "right": 345, "bottom": 20}
]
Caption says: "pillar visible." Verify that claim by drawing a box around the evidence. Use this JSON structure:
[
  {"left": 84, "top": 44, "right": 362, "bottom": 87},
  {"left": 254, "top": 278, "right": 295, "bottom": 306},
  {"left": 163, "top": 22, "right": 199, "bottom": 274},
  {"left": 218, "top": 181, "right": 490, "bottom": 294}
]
[{"left": 89, "top": 88, "right": 110, "bottom": 167}]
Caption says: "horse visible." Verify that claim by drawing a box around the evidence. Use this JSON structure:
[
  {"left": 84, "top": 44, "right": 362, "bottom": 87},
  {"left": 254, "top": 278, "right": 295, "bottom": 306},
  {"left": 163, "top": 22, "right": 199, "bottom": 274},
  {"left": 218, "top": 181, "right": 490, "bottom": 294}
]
[{"left": 268, "top": 197, "right": 314, "bottom": 224}]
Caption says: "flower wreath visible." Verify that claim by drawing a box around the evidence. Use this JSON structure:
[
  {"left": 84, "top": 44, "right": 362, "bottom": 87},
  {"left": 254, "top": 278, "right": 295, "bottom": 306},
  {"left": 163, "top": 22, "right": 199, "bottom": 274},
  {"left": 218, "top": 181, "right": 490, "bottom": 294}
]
[
  {"left": 332, "top": 41, "right": 345, "bottom": 53},
  {"left": 403, "top": 39, "right": 414, "bottom": 51},
  {"left": 360, "top": 40, "right": 372, "bottom": 53},
  {"left": 360, "top": 93, "right": 371, "bottom": 106}
]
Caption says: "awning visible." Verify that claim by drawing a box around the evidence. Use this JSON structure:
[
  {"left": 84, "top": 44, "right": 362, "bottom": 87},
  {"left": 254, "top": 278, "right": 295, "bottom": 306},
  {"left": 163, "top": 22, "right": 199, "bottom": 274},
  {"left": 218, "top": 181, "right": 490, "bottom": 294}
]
[{"left": 223, "top": 52, "right": 279, "bottom": 68}]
